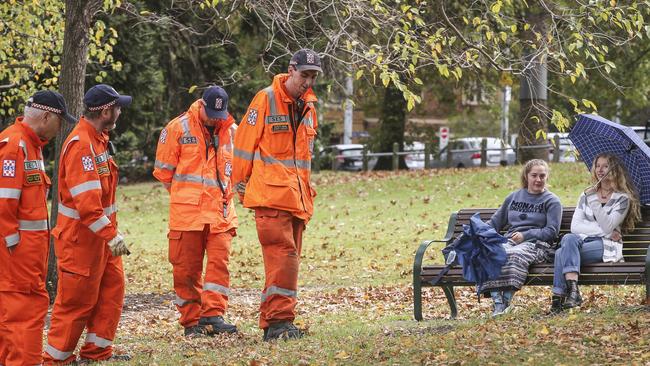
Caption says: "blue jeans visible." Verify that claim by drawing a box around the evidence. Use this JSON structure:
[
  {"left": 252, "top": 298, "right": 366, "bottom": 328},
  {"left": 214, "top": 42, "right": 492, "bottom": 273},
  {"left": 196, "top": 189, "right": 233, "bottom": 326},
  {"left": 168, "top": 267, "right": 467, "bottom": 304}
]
[{"left": 552, "top": 234, "right": 604, "bottom": 295}]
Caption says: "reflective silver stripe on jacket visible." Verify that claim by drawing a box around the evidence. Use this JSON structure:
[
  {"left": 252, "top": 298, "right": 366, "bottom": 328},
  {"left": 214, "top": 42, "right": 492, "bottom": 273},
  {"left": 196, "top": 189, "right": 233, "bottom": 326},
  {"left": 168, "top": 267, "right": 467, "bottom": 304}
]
[
  {"left": 69, "top": 180, "right": 101, "bottom": 197},
  {"left": 253, "top": 151, "right": 311, "bottom": 170},
  {"left": 18, "top": 219, "right": 48, "bottom": 231},
  {"left": 264, "top": 87, "right": 278, "bottom": 115},
  {"left": 173, "top": 294, "right": 190, "bottom": 307},
  {"left": 61, "top": 135, "right": 80, "bottom": 157},
  {"left": 260, "top": 285, "right": 297, "bottom": 303},
  {"left": 104, "top": 203, "right": 118, "bottom": 216},
  {"left": 59, "top": 203, "right": 117, "bottom": 219},
  {"left": 4, "top": 233, "right": 19, "bottom": 248},
  {"left": 85, "top": 333, "right": 112, "bottom": 348},
  {"left": 172, "top": 173, "right": 226, "bottom": 189},
  {"left": 180, "top": 115, "right": 191, "bottom": 136},
  {"left": 0, "top": 188, "right": 21, "bottom": 199},
  {"left": 203, "top": 282, "right": 230, "bottom": 296},
  {"left": 88, "top": 215, "right": 111, "bottom": 233},
  {"left": 18, "top": 139, "right": 28, "bottom": 157},
  {"left": 233, "top": 148, "right": 254, "bottom": 161},
  {"left": 58, "top": 203, "right": 80, "bottom": 219},
  {"left": 45, "top": 344, "right": 73, "bottom": 361},
  {"left": 154, "top": 160, "right": 176, "bottom": 170}
]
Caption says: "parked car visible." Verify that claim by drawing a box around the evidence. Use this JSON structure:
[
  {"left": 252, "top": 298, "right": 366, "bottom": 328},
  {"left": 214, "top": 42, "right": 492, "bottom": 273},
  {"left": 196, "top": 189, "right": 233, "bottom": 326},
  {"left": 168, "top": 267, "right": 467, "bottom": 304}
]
[
  {"left": 547, "top": 132, "right": 578, "bottom": 163},
  {"left": 404, "top": 141, "right": 426, "bottom": 170},
  {"left": 630, "top": 126, "right": 650, "bottom": 147},
  {"left": 433, "top": 137, "right": 516, "bottom": 168},
  {"left": 319, "top": 144, "right": 378, "bottom": 171}
]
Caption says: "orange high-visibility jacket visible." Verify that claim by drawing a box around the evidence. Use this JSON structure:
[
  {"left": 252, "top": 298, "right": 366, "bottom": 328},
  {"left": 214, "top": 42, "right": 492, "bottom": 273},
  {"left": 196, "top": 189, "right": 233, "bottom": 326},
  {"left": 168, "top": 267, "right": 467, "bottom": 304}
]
[
  {"left": 0, "top": 118, "right": 50, "bottom": 292},
  {"left": 153, "top": 100, "right": 238, "bottom": 232},
  {"left": 51, "top": 117, "right": 119, "bottom": 256},
  {"left": 232, "top": 73, "right": 318, "bottom": 222}
]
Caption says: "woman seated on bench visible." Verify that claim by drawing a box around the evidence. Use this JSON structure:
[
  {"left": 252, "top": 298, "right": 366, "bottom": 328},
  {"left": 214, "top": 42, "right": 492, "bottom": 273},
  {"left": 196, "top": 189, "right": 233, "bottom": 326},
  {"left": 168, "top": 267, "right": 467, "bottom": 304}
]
[
  {"left": 550, "top": 153, "right": 641, "bottom": 312},
  {"left": 479, "top": 159, "right": 562, "bottom": 317}
]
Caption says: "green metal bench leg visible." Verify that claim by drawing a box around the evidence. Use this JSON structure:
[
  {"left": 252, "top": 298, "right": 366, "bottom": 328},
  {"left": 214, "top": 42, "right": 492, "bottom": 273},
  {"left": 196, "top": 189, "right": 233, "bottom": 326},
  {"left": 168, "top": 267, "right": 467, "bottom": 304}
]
[
  {"left": 413, "top": 240, "right": 434, "bottom": 321},
  {"left": 645, "top": 245, "right": 650, "bottom": 305},
  {"left": 442, "top": 286, "right": 458, "bottom": 319},
  {"left": 414, "top": 276, "right": 423, "bottom": 321}
]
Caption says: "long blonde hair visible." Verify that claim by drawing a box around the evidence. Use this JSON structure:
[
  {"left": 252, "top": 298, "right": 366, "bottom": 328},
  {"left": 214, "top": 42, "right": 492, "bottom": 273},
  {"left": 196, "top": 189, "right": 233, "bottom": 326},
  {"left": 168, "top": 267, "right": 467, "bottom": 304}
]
[{"left": 591, "top": 153, "right": 641, "bottom": 231}]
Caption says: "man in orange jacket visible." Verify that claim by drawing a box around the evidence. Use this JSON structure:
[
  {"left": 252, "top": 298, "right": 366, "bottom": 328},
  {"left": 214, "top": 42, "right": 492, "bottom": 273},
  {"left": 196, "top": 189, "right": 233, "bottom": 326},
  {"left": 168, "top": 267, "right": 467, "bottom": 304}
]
[
  {"left": 232, "top": 49, "right": 321, "bottom": 341},
  {"left": 44, "top": 84, "right": 132, "bottom": 365},
  {"left": 153, "top": 86, "right": 239, "bottom": 337},
  {"left": 0, "top": 90, "right": 75, "bottom": 366}
]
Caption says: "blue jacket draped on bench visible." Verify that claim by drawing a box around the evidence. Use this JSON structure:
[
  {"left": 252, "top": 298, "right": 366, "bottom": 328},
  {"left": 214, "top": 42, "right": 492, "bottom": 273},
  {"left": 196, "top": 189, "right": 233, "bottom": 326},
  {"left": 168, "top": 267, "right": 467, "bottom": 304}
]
[{"left": 448, "top": 213, "right": 508, "bottom": 294}]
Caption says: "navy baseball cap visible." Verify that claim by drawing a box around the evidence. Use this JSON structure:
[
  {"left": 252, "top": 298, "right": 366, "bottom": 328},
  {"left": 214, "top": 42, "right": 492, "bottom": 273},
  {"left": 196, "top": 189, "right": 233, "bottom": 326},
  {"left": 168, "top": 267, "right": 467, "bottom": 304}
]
[
  {"left": 83, "top": 84, "right": 132, "bottom": 111},
  {"left": 289, "top": 49, "right": 322, "bottom": 73},
  {"left": 27, "top": 90, "right": 76, "bottom": 123},
  {"left": 202, "top": 86, "right": 229, "bottom": 120}
]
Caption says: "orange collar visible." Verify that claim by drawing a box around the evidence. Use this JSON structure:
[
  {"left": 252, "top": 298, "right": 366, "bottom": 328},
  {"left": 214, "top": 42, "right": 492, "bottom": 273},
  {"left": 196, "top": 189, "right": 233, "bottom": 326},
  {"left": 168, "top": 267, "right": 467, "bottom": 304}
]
[{"left": 272, "top": 73, "right": 318, "bottom": 104}]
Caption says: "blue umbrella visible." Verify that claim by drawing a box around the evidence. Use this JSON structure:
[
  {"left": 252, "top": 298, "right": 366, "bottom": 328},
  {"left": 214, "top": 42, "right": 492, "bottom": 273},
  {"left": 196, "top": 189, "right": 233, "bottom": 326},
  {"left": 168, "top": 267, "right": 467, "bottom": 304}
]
[{"left": 568, "top": 114, "right": 650, "bottom": 204}]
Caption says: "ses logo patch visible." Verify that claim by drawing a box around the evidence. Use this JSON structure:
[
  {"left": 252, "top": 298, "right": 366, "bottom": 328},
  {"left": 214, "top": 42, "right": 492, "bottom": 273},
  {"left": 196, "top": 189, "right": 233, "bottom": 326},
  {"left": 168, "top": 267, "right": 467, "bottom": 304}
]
[{"left": 247, "top": 109, "right": 258, "bottom": 126}]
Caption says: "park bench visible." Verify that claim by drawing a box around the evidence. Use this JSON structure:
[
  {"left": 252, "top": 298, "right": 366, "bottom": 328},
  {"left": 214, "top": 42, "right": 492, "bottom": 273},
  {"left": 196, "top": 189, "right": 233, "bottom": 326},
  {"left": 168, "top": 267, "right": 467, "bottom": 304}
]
[{"left": 412, "top": 206, "right": 650, "bottom": 320}]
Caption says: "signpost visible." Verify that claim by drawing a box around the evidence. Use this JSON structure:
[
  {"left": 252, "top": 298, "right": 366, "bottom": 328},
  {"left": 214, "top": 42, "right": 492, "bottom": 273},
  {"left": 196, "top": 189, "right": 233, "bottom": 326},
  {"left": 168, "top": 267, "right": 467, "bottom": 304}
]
[{"left": 439, "top": 126, "right": 449, "bottom": 152}]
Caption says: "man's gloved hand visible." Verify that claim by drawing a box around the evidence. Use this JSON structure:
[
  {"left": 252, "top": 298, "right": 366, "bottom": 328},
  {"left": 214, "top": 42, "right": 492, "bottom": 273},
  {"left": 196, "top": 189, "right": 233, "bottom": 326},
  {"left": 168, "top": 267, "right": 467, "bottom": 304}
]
[{"left": 108, "top": 233, "right": 130, "bottom": 256}]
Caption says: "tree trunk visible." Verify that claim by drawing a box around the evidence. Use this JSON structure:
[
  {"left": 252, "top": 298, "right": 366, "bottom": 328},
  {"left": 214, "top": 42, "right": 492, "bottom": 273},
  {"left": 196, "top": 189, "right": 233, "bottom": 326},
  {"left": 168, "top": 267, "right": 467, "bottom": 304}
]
[
  {"left": 517, "top": 7, "right": 549, "bottom": 163},
  {"left": 375, "top": 83, "right": 408, "bottom": 170},
  {"left": 46, "top": 0, "right": 103, "bottom": 303}
]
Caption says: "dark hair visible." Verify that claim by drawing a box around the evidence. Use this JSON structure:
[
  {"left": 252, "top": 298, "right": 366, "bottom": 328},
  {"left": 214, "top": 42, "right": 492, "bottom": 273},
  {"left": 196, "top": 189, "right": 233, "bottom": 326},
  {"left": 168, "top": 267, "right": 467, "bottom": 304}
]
[
  {"left": 83, "top": 107, "right": 103, "bottom": 120},
  {"left": 83, "top": 105, "right": 119, "bottom": 120}
]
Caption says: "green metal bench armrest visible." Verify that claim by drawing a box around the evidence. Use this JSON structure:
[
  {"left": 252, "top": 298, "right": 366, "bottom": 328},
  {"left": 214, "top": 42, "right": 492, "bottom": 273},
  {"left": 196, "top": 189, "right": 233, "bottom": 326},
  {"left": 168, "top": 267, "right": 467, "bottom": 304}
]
[{"left": 413, "top": 212, "right": 458, "bottom": 320}]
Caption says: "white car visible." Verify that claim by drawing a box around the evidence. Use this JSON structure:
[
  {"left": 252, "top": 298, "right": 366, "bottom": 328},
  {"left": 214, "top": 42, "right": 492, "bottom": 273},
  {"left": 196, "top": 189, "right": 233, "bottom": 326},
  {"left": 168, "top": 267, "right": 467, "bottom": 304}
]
[
  {"left": 404, "top": 141, "right": 426, "bottom": 170},
  {"left": 406, "top": 138, "right": 516, "bottom": 169},
  {"left": 434, "top": 137, "right": 516, "bottom": 168},
  {"left": 629, "top": 126, "right": 650, "bottom": 147}
]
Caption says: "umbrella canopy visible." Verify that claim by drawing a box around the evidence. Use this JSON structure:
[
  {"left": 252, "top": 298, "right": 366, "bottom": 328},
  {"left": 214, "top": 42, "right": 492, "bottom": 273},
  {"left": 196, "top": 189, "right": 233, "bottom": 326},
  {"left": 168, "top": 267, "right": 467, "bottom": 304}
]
[
  {"left": 452, "top": 213, "right": 507, "bottom": 292},
  {"left": 568, "top": 114, "right": 650, "bottom": 204}
]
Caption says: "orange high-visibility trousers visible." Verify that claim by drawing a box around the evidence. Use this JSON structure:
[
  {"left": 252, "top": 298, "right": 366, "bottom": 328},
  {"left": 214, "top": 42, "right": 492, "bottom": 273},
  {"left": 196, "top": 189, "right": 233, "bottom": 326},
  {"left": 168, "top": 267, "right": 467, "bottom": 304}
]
[
  {"left": 0, "top": 290, "right": 49, "bottom": 366},
  {"left": 0, "top": 230, "right": 50, "bottom": 366},
  {"left": 43, "top": 238, "right": 124, "bottom": 365},
  {"left": 168, "top": 226, "right": 233, "bottom": 328},
  {"left": 255, "top": 208, "right": 304, "bottom": 329}
]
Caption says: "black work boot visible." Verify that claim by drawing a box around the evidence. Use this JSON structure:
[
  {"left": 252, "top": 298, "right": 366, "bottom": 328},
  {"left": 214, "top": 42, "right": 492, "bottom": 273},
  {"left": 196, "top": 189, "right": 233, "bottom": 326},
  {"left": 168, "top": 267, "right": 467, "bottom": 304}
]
[
  {"left": 263, "top": 321, "right": 305, "bottom": 341},
  {"left": 549, "top": 295, "right": 565, "bottom": 314},
  {"left": 184, "top": 324, "right": 209, "bottom": 338},
  {"left": 198, "top": 316, "right": 238, "bottom": 335},
  {"left": 563, "top": 280, "right": 583, "bottom": 308}
]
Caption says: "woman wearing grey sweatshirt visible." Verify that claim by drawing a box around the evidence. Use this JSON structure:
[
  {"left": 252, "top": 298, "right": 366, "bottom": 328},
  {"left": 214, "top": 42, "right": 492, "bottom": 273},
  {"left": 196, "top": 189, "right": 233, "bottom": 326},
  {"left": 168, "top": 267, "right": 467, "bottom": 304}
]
[{"left": 478, "top": 159, "right": 562, "bottom": 316}]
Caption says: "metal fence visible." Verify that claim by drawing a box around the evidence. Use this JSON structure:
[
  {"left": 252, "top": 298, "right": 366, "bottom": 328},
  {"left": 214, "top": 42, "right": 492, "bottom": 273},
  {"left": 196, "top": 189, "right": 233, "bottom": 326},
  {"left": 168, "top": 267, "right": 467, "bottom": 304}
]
[{"left": 313, "top": 135, "right": 568, "bottom": 173}]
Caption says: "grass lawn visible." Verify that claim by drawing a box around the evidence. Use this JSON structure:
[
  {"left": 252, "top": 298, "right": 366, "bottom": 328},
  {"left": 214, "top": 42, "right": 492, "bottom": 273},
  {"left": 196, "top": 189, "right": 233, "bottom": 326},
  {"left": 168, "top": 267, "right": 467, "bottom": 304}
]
[{"left": 73, "top": 162, "right": 648, "bottom": 365}]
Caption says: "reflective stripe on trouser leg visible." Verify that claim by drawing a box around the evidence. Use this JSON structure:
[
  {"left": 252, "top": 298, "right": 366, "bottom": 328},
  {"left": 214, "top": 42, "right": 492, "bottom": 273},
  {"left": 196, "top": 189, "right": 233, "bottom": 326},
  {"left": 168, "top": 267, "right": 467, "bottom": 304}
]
[
  {"left": 79, "top": 255, "right": 124, "bottom": 361},
  {"left": 169, "top": 229, "right": 206, "bottom": 327},
  {"left": 1, "top": 290, "right": 49, "bottom": 365},
  {"left": 201, "top": 231, "right": 233, "bottom": 318},
  {"left": 255, "top": 208, "right": 304, "bottom": 329}
]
